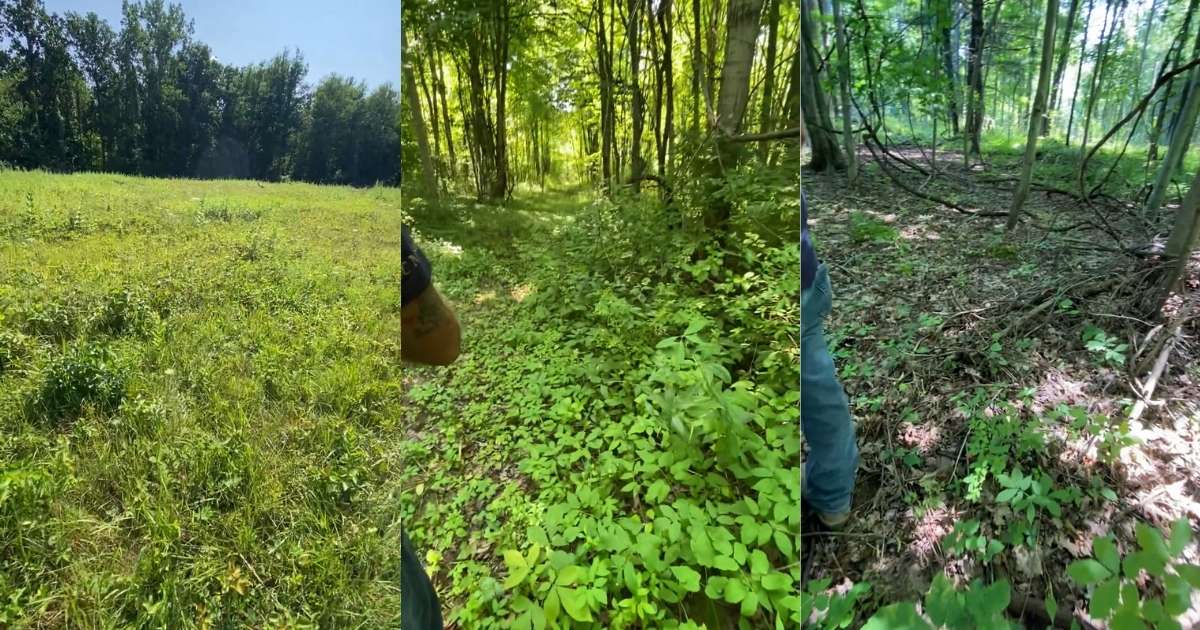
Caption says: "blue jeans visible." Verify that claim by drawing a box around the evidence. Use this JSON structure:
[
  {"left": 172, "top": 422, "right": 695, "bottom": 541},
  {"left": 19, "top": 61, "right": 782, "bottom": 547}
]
[
  {"left": 401, "top": 529, "right": 443, "bottom": 629},
  {"left": 801, "top": 263, "right": 858, "bottom": 515}
]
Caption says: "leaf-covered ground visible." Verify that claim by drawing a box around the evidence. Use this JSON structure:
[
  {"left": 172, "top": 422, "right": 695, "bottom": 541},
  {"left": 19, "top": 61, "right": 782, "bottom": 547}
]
[
  {"left": 801, "top": 147, "right": 1200, "bottom": 625},
  {"left": 401, "top": 168, "right": 802, "bottom": 629}
]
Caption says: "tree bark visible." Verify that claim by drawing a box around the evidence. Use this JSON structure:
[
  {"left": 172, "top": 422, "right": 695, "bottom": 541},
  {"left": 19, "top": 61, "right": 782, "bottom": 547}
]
[
  {"left": 833, "top": 0, "right": 857, "bottom": 182},
  {"left": 1081, "top": 0, "right": 1121, "bottom": 149},
  {"left": 939, "top": 0, "right": 960, "bottom": 135},
  {"left": 758, "top": 0, "right": 781, "bottom": 161},
  {"left": 706, "top": 0, "right": 765, "bottom": 229},
  {"left": 801, "top": 0, "right": 845, "bottom": 171},
  {"left": 1007, "top": 0, "right": 1058, "bottom": 230},
  {"left": 1044, "top": 0, "right": 1081, "bottom": 135},
  {"left": 691, "top": 0, "right": 702, "bottom": 136},
  {"left": 965, "top": 0, "right": 985, "bottom": 159},
  {"left": 627, "top": 0, "right": 646, "bottom": 190},
  {"left": 403, "top": 30, "right": 438, "bottom": 198},
  {"left": 1146, "top": 27, "right": 1200, "bottom": 218},
  {"left": 598, "top": 0, "right": 616, "bottom": 191},
  {"left": 434, "top": 44, "right": 457, "bottom": 178},
  {"left": 656, "top": 0, "right": 674, "bottom": 181},
  {"left": 1066, "top": 0, "right": 1095, "bottom": 145}
]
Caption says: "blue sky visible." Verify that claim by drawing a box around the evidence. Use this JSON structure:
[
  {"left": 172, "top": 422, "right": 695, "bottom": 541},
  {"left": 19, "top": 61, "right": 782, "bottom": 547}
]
[{"left": 45, "top": 0, "right": 400, "bottom": 90}]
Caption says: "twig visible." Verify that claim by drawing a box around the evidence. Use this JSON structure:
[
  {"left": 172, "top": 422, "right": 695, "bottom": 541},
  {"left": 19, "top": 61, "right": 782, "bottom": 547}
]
[{"left": 1130, "top": 329, "right": 1181, "bottom": 421}]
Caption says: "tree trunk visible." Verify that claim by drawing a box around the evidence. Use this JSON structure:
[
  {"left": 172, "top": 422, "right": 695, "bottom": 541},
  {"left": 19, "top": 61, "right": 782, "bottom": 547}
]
[
  {"left": 691, "top": 0, "right": 702, "bottom": 136},
  {"left": 706, "top": 0, "right": 765, "bottom": 229},
  {"left": 598, "top": 0, "right": 616, "bottom": 190},
  {"left": 434, "top": 44, "right": 457, "bottom": 179},
  {"left": 466, "top": 35, "right": 497, "bottom": 200},
  {"left": 656, "top": 0, "right": 674, "bottom": 181},
  {"left": 403, "top": 30, "right": 438, "bottom": 199},
  {"left": 628, "top": 0, "right": 646, "bottom": 190},
  {"left": 1082, "top": 0, "right": 1121, "bottom": 149},
  {"left": 1044, "top": 0, "right": 1081, "bottom": 135},
  {"left": 801, "top": 0, "right": 845, "bottom": 171},
  {"left": 416, "top": 44, "right": 442, "bottom": 173},
  {"left": 758, "top": 0, "right": 781, "bottom": 161},
  {"left": 939, "top": 0, "right": 960, "bottom": 135},
  {"left": 1066, "top": 0, "right": 1095, "bottom": 146},
  {"left": 1159, "top": 166, "right": 1200, "bottom": 303},
  {"left": 492, "top": 0, "right": 512, "bottom": 200},
  {"left": 966, "top": 0, "right": 985, "bottom": 159},
  {"left": 833, "top": 0, "right": 857, "bottom": 182},
  {"left": 1146, "top": 32, "right": 1200, "bottom": 217},
  {"left": 1150, "top": 0, "right": 1197, "bottom": 160},
  {"left": 1007, "top": 0, "right": 1058, "bottom": 230}
]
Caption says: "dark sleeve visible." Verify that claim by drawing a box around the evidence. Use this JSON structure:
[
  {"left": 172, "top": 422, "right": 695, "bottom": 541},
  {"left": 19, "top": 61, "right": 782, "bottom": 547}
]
[{"left": 401, "top": 225, "right": 431, "bottom": 306}]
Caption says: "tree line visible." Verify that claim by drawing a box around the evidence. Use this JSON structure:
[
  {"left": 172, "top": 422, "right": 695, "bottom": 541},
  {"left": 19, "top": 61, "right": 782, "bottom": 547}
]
[
  {"left": 0, "top": 0, "right": 400, "bottom": 187},
  {"left": 401, "top": 0, "right": 801, "bottom": 216}
]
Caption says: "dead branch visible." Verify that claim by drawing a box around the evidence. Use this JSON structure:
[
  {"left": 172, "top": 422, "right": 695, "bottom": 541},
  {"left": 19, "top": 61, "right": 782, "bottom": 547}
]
[{"left": 861, "top": 137, "right": 1006, "bottom": 217}]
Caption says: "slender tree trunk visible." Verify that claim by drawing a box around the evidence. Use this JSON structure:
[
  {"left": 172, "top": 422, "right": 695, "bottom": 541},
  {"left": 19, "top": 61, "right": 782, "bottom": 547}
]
[
  {"left": 1159, "top": 165, "right": 1200, "bottom": 304},
  {"left": 801, "top": 0, "right": 845, "bottom": 170},
  {"left": 598, "top": 0, "right": 615, "bottom": 191},
  {"left": 1146, "top": 30, "right": 1200, "bottom": 217},
  {"left": 434, "top": 45, "right": 457, "bottom": 179},
  {"left": 656, "top": 0, "right": 674, "bottom": 182},
  {"left": 403, "top": 30, "right": 438, "bottom": 199},
  {"left": 1082, "top": 0, "right": 1121, "bottom": 149},
  {"left": 416, "top": 45, "right": 442, "bottom": 172},
  {"left": 758, "top": 0, "right": 781, "bottom": 161},
  {"left": 492, "top": 0, "right": 512, "bottom": 199},
  {"left": 966, "top": 0, "right": 986, "bottom": 159},
  {"left": 1044, "top": 0, "right": 1081, "bottom": 135},
  {"left": 1066, "top": 0, "right": 1094, "bottom": 146},
  {"left": 833, "top": 0, "right": 857, "bottom": 182},
  {"left": 628, "top": 0, "right": 646, "bottom": 190},
  {"left": 1007, "top": 0, "right": 1058, "bottom": 230},
  {"left": 939, "top": 0, "right": 960, "bottom": 134},
  {"left": 1150, "top": 0, "right": 1197, "bottom": 160},
  {"left": 466, "top": 35, "right": 497, "bottom": 200},
  {"left": 706, "top": 0, "right": 765, "bottom": 229},
  {"left": 691, "top": 0, "right": 702, "bottom": 136}
]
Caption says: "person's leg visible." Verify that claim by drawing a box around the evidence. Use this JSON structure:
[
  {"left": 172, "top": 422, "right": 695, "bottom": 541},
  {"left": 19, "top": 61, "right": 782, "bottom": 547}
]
[
  {"left": 401, "top": 528, "right": 444, "bottom": 630},
  {"left": 800, "top": 263, "right": 859, "bottom": 519}
]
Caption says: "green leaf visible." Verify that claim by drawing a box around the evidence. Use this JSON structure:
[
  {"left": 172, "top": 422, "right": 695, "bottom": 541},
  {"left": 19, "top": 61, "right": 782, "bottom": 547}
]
[
  {"left": 1136, "top": 523, "right": 1171, "bottom": 566},
  {"left": 862, "top": 602, "right": 934, "bottom": 629},
  {"left": 1109, "top": 609, "right": 1146, "bottom": 630},
  {"left": 646, "top": 479, "right": 670, "bottom": 503},
  {"left": 749, "top": 549, "right": 769, "bottom": 575},
  {"left": 925, "top": 574, "right": 966, "bottom": 628},
  {"left": 503, "top": 550, "right": 531, "bottom": 589},
  {"left": 1168, "top": 518, "right": 1192, "bottom": 556},
  {"left": 558, "top": 586, "right": 592, "bottom": 622},
  {"left": 690, "top": 525, "right": 716, "bottom": 566},
  {"left": 1089, "top": 577, "right": 1120, "bottom": 620},
  {"left": 556, "top": 565, "right": 584, "bottom": 587},
  {"left": 761, "top": 572, "right": 792, "bottom": 592},
  {"left": 723, "top": 579, "right": 747, "bottom": 604},
  {"left": 1045, "top": 583, "right": 1058, "bottom": 622},
  {"left": 996, "top": 488, "right": 1020, "bottom": 503},
  {"left": 543, "top": 587, "right": 560, "bottom": 625},
  {"left": 972, "top": 579, "right": 1010, "bottom": 618},
  {"left": 739, "top": 591, "right": 759, "bottom": 618},
  {"left": 774, "top": 529, "right": 794, "bottom": 556},
  {"left": 1176, "top": 563, "right": 1200, "bottom": 589},
  {"left": 1093, "top": 537, "right": 1120, "bottom": 576},
  {"left": 671, "top": 566, "right": 702, "bottom": 592},
  {"left": 1164, "top": 573, "right": 1191, "bottom": 616},
  {"left": 1068, "top": 559, "right": 1112, "bottom": 586}
]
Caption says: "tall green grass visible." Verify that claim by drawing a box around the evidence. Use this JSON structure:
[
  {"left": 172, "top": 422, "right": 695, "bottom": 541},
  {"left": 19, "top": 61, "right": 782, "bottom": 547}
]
[{"left": 1, "top": 171, "right": 408, "bottom": 627}]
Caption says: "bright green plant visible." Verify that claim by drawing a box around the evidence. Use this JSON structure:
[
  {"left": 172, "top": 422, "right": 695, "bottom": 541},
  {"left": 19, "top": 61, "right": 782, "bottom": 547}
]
[
  {"left": 1066, "top": 519, "right": 1200, "bottom": 629},
  {"left": 1081, "top": 324, "right": 1129, "bottom": 367}
]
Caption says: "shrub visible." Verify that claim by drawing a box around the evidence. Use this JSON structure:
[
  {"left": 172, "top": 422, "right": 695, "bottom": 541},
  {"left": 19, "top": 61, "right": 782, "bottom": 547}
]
[{"left": 33, "top": 344, "right": 127, "bottom": 423}]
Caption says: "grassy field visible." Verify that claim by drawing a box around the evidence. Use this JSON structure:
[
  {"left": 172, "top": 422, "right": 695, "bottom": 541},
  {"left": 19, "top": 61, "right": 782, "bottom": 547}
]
[{"left": 1, "top": 171, "right": 409, "bottom": 627}]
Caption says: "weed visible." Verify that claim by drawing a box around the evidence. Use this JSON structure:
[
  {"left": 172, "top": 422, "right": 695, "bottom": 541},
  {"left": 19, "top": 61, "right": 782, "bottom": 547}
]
[{"left": 33, "top": 343, "right": 127, "bottom": 422}]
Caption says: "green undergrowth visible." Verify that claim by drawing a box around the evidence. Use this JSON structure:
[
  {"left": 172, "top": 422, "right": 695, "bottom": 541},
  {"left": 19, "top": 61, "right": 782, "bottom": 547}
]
[
  {"left": 1, "top": 171, "right": 410, "bottom": 626},
  {"left": 401, "top": 164, "right": 801, "bottom": 628}
]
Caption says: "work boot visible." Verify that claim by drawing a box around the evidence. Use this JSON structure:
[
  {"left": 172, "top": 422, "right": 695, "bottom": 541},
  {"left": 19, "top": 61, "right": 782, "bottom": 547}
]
[{"left": 801, "top": 496, "right": 850, "bottom": 533}]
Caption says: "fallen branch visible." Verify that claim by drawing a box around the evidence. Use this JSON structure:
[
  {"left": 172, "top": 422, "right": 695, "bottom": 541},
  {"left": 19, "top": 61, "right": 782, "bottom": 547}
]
[
  {"left": 861, "top": 137, "right": 1006, "bottom": 217},
  {"left": 1131, "top": 328, "right": 1182, "bottom": 422}
]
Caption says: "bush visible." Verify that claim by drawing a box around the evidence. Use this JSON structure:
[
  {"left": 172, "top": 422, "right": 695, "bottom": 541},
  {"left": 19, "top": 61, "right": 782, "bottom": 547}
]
[{"left": 33, "top": 344, "right": 127, "bottom": 422}]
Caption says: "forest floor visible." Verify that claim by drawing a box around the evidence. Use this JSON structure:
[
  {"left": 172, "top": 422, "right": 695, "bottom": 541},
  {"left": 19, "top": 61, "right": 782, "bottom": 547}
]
[{"left": 802, "top": 147, "right": 1200, "bottom": 624}]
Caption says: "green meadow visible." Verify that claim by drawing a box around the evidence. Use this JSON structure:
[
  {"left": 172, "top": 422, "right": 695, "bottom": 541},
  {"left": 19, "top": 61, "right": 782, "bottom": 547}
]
[{"left": 1, "top": 171, "right": 409, "bottom": 627}]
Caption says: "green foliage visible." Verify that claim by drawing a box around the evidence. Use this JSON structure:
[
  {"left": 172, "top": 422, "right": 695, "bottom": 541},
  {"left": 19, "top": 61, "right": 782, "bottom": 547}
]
[
  {"left": 33, "top": 343, "right": 127, "bottom": 422},
  {"left": 849, "top": 212, "right": 899, "bottom": 244},
  {"left": 1081, "top": 325, "right": 1129, "bottom": 367},
  {"left": 1067, "top": 519, "right": 1199, "bottom": 629}
]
